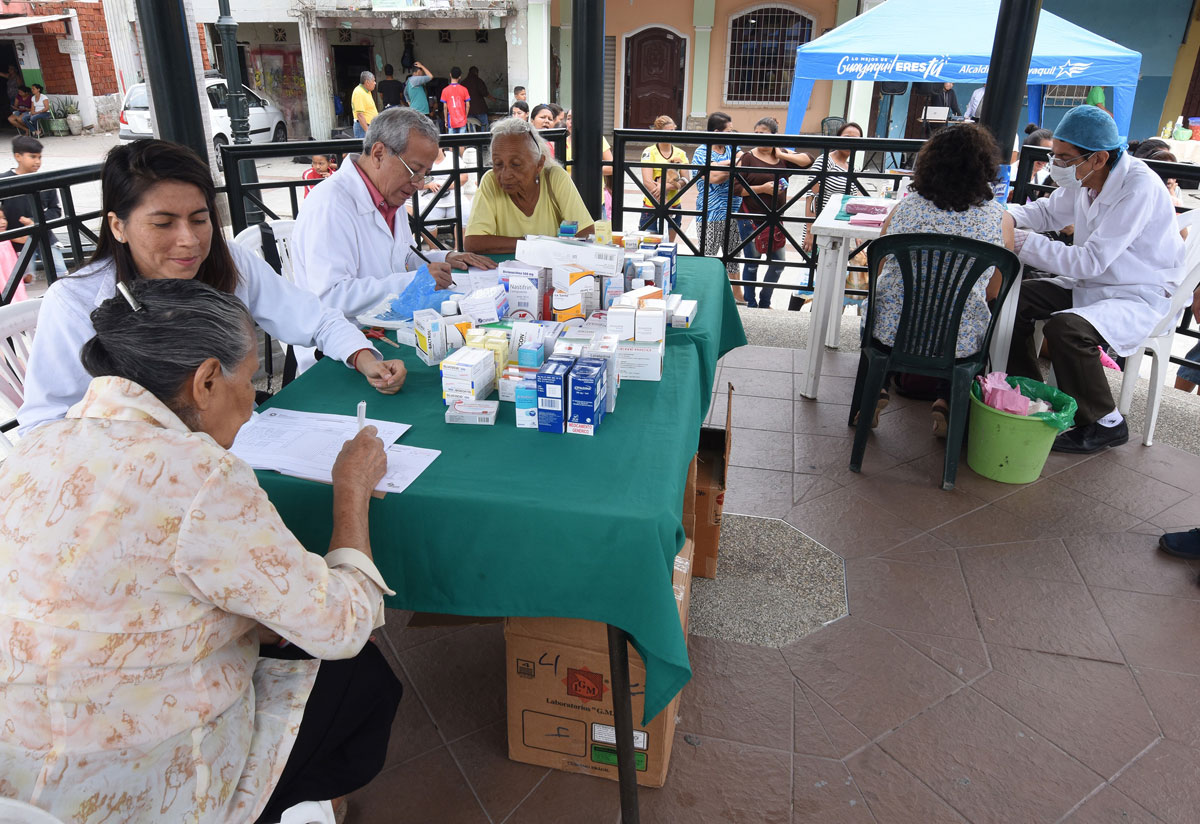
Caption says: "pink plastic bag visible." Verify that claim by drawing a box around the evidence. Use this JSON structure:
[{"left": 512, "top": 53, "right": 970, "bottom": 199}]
[{"left": 979, "top": 371, "right": 1030, "bottom": 415}]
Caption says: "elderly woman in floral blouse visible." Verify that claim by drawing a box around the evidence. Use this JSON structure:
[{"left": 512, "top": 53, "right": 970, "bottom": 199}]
[{"left": 0, "top": 278, "right": 401, "bottom": 823}]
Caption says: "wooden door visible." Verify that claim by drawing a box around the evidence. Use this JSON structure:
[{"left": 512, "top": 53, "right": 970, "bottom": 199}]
[{"left": 624, "top": 28, "right": 685, "bottom": 129}]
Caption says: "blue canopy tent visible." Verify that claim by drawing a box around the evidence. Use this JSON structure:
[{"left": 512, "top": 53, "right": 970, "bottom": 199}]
[{"left": 785, "top": 0, "right": 1142, "bottom": 139}]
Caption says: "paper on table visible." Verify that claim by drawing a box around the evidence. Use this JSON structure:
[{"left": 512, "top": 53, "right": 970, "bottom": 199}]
[
  {"left": 452, "top": 266, "right": 502, "bottom": 293},
  {"left": 231, "top": 408, "right": 411, "bottom": 478},
  {"left": 377, "top": 444, "right": 441, "bottom": 494}
]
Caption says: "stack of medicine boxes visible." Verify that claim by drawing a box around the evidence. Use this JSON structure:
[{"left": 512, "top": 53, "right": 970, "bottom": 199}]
[{"left": 440, "top": 346, "right": 494, "bottom": 405}]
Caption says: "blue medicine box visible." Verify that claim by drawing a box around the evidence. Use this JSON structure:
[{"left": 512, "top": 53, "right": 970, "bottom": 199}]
[{"left": 536, "top": 356, "right": 574, "bottom": 433}]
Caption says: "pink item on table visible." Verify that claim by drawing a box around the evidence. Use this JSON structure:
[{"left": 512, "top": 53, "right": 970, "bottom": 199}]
[
  {"left": 979, "top": 371, "right": 1030, "bottom": 415},
  {"left": 0, "top": 239, "right": 25, "bottom": 302},
  {"left": 849, "top": 213, "right": 888, "bottom": 227},
  {"left": 845, "top": 197, "right": 894, "bottom": 215}
]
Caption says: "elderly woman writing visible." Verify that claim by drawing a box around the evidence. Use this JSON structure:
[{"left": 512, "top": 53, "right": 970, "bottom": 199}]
[
  {"left": 17, "top": 139, "right": 406, "bottom": 436},
  {"left": 0, "top": 278, "right": 401, "bottom": 823},
  {"left": 464, "top": 117, "right": 594, "bottom": 254}
]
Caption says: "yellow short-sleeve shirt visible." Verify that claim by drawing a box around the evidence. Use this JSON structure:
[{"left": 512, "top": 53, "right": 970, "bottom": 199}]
[
  {"left": 466, "top": 164, "right": 594, "bottom": 239},
  {"left": 351, "top": 84, "right": 378, "bottom": 125}
]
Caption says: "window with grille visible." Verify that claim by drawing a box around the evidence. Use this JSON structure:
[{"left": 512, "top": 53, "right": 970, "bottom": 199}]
[
  {"left": 724, "top": 5, "right": 814, "bottom": 105},
  {"left": 1044, "top": 85, "right": 1091, "bottom": 107}
]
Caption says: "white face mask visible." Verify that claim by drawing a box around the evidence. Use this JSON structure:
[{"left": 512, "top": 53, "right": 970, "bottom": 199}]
[{"left": 1047, "top": 153, "right": 1094, "bottom": 190}]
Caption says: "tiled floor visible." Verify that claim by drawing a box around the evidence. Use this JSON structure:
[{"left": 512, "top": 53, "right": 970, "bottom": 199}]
[{"left": 350, "top": 345, "right": 1200, "bottom": 823}]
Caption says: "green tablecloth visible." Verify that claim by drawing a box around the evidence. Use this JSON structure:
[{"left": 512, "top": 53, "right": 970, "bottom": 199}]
[{"left": 255, "top": 256, "right": 745, "bottom": 722}]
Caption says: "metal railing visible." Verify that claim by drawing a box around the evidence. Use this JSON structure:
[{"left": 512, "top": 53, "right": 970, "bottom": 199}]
[
  {"left": 1012, "top": 144, "right": 1200, "bottom": 378},
  {"left": 610, "top": 130, "right": 924, "bottom": 299},
  {"left": 0, "top": 164, "right": 104, "bottom": 305}
]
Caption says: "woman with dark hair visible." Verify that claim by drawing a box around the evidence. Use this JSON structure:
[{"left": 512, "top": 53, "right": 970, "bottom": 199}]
[
  {"left": 1021, "top": 123, "right": 1054, "bottom": 186},
  {"left": 691, "top": 111, "right": 746, "bottom": 301},
  {"left": 869, "top": 122, "right": 1016, "bottom": 434},
  {"left": 733, "top": 116, "right": 812, "bottom": 308},
  {"left": 0, "top": 277, "right": 402, "bottom": 823},
  {"left": 18, "top": 138, "right": 406, "bottom": 435}
]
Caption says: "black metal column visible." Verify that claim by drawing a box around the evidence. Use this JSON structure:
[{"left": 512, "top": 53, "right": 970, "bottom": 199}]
[
  {"left": 571, "top": 0, "right": 604, "bottom": 218},
  {"left": 216, "top": 0, "right": 262, "bottom": 224},
  {"left": 134, "top": 0, "right": 208, "bottom": 163},
  {"left": 978, "top": 0, "right": 1043, "bottom": 160},
  {"left": 606, "top": 624, "right": 640, "bottom": 822}
]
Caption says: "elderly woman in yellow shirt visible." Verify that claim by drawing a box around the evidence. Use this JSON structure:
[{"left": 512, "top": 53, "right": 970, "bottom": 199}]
[
  {"left": 0, "top": 278, "right": 401, "bottom": 824},
  {"left": 464, "top": 116, "right": 594, "bottom": 254}
]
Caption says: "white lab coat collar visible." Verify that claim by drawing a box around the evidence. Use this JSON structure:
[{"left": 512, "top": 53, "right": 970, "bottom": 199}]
[{"left": 337, "top": 154, "right": 394, "bottom": 236}]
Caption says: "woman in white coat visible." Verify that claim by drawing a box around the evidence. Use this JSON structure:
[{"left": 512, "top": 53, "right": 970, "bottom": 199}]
[
  {"left": 1007, "top": 105, "right": 1185, "bottom": 454},
  {"left": 17, "top": 139, "right": 408, "bottom": 436}
]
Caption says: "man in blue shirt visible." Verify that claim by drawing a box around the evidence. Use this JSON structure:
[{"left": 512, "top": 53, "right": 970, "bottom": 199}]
[
  {"left": 691, "top": 111, "right": 744, "bottom": 301},
  {"left": 404, "top": 61, "right": 433, "bottom": 114}
]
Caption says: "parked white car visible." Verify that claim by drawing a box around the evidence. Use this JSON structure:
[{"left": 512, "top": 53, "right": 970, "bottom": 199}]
[{"left": 119, "top": 77, "right": 288, "bottom": 169}]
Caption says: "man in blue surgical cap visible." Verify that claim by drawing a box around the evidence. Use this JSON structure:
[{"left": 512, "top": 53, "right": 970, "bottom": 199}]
[{"left": 1006, "top": 106, "right": 1185, "bottom": 454}]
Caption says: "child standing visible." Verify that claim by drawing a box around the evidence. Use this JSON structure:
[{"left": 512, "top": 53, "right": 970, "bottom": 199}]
[
  {"left": 302, "top": 153, "right": 336, "bottom": 199},
  {"left": 440, "top": 67, "right": 471, "bottom": 134}
]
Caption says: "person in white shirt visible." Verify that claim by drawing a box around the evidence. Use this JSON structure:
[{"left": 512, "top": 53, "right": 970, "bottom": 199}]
[
  {"left": 1007, "top": 105, "right": 1186, "bottom": 453},
  {"left": 964, "top": 86, "right": 985, "bottom": 120},
  {"left": 411, "top": 145, "right": 477, "bottom": 247},
  {"left": 292, "top": 107, "right": 493, "bottom": 352},
  {"left": 17, "top": 139, "right": 406, "bottom": 436}
]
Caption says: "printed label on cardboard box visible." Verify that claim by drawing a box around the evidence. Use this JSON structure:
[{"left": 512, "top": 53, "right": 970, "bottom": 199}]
[{"left": 592, "top": 723, "right": 648, "bottom": 751}]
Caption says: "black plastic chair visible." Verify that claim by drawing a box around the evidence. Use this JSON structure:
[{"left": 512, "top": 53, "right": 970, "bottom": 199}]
[
  {"left": 848, "top": 233, "right": 1022, "bottom": 490},
  {"left": 821, "top": 116, "right": 846, "bottom": 136}
]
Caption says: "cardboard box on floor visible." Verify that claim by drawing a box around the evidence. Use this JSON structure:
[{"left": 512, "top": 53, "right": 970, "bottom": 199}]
[
  {"left": 505, "top": 539, "right": 694, "bottom": 787},
  {"left": 682, "top": 454, "right": 697, "bottom": 540},
  {"left": 693, "top": 383, "right": 732, "bottom": 578}
]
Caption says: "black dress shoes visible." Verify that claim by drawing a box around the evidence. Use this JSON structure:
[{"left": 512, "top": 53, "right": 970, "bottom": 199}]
[{"left": 1051, "top": 420, "right": 1129, "bottom": 454}]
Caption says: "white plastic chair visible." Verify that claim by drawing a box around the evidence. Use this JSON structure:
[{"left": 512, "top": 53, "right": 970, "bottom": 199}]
[
  {"left": 0, "top": 298, "right": 41, "bottom": 457},
  {"left": 0, "top": 796, "right": 67, "bottom": 823},
  {"left": 1115, "top": 209, "right": 1200, "bottom": 445},
  {"left": 274, "top": 800, "right": 335, "bottom": 824},
  {"left": 233, "top": 220, "right": 298, "bottom": 285},
  {"left": 1033, "top": 210, "right": 1200, "bottom": 446}
]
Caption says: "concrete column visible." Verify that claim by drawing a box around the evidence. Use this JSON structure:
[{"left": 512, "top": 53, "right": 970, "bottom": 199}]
[
  {"left": 826, "top": 0, "right": 858, "bottom": 118},
  {"left": 690, "top": 0, "right": 714, "bottom": 121},
  {"left": 65, "top": 10, "right": 97, "bottom": 128},
  {"left": 526, "top": 0, "right": 551, "bottom": 106},
  {"left": 298, "top": 13, "right": 333, "bottom": 140},
  {"left": 508, "top": 2, "right": 530, "bottom": 106},
  {"left": 559, "top": 1, "right": 571, "bottom": 109},
  {"left": 102, "top": 0, "right": 141, "bottom": 95}
]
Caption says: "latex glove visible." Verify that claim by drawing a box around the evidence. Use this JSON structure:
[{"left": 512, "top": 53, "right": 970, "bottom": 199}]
[{"left": 1013, "top": 228, "right": 1030, "bottom": 255}]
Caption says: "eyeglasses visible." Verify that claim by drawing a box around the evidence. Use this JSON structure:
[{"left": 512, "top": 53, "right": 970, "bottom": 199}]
[
  {"left": 390, "top": 149, "right": 426, "bottom": 185},
  {"left": 1049, "top": 151, "right": 1093, "bottom": 168}
]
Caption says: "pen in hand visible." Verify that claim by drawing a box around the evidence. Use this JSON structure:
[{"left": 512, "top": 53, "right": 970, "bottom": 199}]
[{"left": 357, "top": 400, "right": 366, "bottom": 432}]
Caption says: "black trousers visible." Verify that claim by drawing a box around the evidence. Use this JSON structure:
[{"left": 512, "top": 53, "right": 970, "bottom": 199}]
[
  {"left": 1006, "top": 279, "right": 1115, "bottom": 427},
  {"left": 254, "top": 641, "right": 403, "bottom": 823}
]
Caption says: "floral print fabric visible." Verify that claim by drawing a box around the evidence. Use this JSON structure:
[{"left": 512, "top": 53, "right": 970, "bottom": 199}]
[
  {"left": 871, "top": 193, "right": 1005, "bottom": 357},
  {"left": 0, "top": 376, "right": 391, "bottom": 823}
]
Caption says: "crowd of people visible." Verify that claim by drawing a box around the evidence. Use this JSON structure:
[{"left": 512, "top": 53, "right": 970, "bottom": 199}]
[{"left": 2, "top": 61, "right": 1200, "bottom": 820}]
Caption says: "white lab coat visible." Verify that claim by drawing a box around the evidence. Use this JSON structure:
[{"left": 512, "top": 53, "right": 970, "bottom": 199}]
[
  {"left": 16, "top": 243, "right": 378, "bottom": 436},
  {"left": 293, "top": 154, "right": 450, "bottom": 320},
  {"left": 1009, "top": 152, "right": 1185, "bottom": 356}
]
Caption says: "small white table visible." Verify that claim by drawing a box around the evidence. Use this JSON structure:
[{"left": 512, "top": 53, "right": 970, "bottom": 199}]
[{"left": 798, "top": 197, "right": 1022, "bottom": 400}]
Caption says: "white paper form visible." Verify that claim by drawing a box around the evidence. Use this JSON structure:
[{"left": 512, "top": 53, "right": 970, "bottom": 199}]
[
  {"left": 451, "top": 266, "right": 502, "bottom": 293},
  {"left": 231, "top": 408, "right": 411, "bottom": 478},
  {"left": 377, "top": 444, "right": 441, "bottom": 494}
]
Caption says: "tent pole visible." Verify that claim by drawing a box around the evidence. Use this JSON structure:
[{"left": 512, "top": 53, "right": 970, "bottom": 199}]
[{"left": 979, "top": 0, "right": 1042, "bottom": 159}]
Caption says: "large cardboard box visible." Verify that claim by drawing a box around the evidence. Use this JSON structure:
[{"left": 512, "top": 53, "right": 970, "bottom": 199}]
[
  {"left": 505, "top": 540, "right": 694, "bottom": 787},
  {"left": 693, "top": 383, "right": 732, "bottom": 579},
  {"left": 682, "top": 455, "right": 697, "bottom": 540}
]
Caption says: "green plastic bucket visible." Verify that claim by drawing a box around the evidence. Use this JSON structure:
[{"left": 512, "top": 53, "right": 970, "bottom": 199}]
[{"left": 966, "top": 390, "right": 1058, "bottom": 484}]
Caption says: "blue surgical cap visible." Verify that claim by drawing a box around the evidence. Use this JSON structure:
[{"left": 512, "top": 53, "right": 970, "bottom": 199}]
[{"left": 1053, "top": 105, "right": 1124, "bottom": 155}]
